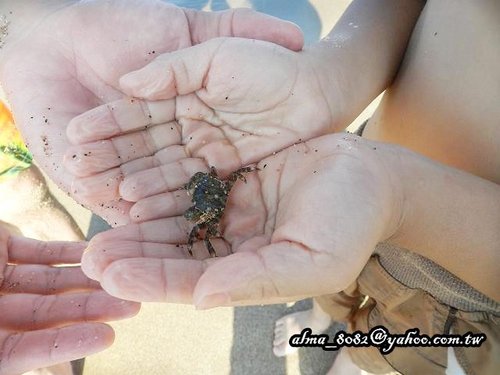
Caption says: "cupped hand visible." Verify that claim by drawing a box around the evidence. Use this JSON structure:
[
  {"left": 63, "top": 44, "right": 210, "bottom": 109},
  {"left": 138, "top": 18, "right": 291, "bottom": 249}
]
[
  {"left": 81, "top": 134, "right": 402, "bottom": 308},
  {"left": 64, "top": 36, "right": 339, "bottom": 206},
  {"left": 0, "top": 226, "right": 140, "bottom": 375},
  {"left": 0, "top": 0, "right": 303, "bottom": 227}
]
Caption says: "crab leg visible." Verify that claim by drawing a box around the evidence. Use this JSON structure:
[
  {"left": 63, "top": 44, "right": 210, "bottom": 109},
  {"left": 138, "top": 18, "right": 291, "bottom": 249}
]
[
  {"left": 204, "top": 222, "right": 219, "bottom": 257},
  {"left": 187, "top": 224, "right": 203, "bottom": 257},
  {"left": 226, "top": 166, "right": 256, "bottom": 190}
]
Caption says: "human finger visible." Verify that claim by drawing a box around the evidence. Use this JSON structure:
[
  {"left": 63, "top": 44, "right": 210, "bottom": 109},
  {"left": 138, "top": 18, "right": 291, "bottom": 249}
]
[
  {"left": 86, "top": 236, "right": 333, "bottom": 304},
  {"left": 99, "top": 258, "right": 204, "bottom": 303},
  {"left": 81, "top": 214, "right": 232, "bottom": 281},
  {"left": 82, "top": 236, "right": 231, "bottom": 283},
  {"left": 185, "top": 7, "right": 304, "bottom": 51},
  {"left": 64, "top": 122, "right": 182, "bottom": 177},
  {"left": 96, "top": 239, "right": 321, "bottom": 304},
  {"left": 81, "top": 218, "right": 188, "bottom": 280},
  {"left": 72, "top": 144, "right": 188, "bottom": 204},
  {"left": 192, "top": 242, "right": 354, "bottom": 309},
  {"left": 7, "top": 237, "right": 86, "bottom": 265},
  {"left": 66, "top": 98, "right": 175, "bottom": 145},
  {"left": 0, "top": 323, "right": 114, "bottom": 375},
  {"left": 119, "top": 145, "right": 188, "bottom": 176},
  {"left": 1, "top": 265, "right": 100, "bottom": 295},
  {"left": 119, "top": 38, "right": 226, "bottom": 100},
  {"left": 129, "top": 191, "right": 191, "bottom": 223},
  {"left": 0, "top": 291, "right": 140, "bottom": 331},
  {"left": 66, "top": 94, "right": 220, "bottom": 146},
  {"left": 70, "top": 154, "right": 205, "bottom": 205},
  {"left": 69, "top": 168, "right": 124, "bottom": 207},
  {"left": 0, "top": 228, "right": 9, "bottom": 285},
  {"left": 86, "top": 218, "right": 191, "bottom": 245},
  {"left": 119, "top": 158, "right": 207, "bottom": 201}
]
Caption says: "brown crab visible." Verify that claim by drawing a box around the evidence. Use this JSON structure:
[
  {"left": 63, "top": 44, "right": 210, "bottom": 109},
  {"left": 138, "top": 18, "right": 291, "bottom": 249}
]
[{"left": 183, "top": 166, "right": 255, "bottom": 257}]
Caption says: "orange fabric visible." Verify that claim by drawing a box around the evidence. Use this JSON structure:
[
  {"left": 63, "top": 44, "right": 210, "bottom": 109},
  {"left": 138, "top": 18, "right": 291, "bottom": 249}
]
[{"left": 0, "top": 100, "right": 32, "bottom": 179}]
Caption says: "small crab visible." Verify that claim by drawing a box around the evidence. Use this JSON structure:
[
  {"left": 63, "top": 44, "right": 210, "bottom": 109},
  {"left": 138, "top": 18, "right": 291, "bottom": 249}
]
[{"left": 183, "top": 166, "right": 255, "bottom": 257}]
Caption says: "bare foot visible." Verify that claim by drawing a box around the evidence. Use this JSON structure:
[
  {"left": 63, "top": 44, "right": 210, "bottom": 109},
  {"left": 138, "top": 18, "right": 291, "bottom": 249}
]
[{"left": 273, "top": 299, "right": 332, "bottom": 357}]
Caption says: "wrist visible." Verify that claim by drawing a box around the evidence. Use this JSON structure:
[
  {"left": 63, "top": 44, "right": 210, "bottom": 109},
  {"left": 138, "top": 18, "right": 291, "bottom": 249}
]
[
  {"left": 301, "top": 43, "right": 348, "bottom": 132},
  {"left": 368, "top": 142, "right": 407, "bottom": 243},
  {"left": 302, "top": 0, "right": 425, "bottom": 132},
  {"left": 304, "top": 38, "right": 383, "bottom": 133}
]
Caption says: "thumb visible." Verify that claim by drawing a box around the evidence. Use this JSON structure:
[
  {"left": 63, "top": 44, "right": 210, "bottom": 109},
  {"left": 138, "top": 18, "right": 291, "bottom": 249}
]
[
  {"left": 185, "top": 8, "right": 304, "bottom": 52},
  {"left": 119, "top": 38, "right": 224, "bottom": 100},
  {"left": 193, "top": 243, "right": 348, "bottom": 309}
]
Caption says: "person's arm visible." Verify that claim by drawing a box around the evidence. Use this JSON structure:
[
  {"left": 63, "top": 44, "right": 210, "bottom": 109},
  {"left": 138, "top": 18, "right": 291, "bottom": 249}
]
[
  {"left": 382, "top": 145, "right": 500, "bottom": 302},
  {"left": 310, "top": 0, "right": 426, "bottom": 130}
]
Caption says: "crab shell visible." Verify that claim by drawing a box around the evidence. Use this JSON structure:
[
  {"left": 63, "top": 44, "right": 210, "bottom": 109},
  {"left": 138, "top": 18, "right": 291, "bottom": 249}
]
[{"left": 185, "top": 173, "right": 229, "bottom": 223}]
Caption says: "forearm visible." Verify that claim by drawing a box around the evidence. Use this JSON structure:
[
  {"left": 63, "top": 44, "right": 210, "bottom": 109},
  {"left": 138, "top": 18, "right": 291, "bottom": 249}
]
[
  {"left": 310, "top": 0, "right": 425, "bottom": 130},
  {"left": 382, "top": 145, "right": 500, "bottom": 301},
  {"left": 0, "top": 0, "right": 74, "bottom": 52}
]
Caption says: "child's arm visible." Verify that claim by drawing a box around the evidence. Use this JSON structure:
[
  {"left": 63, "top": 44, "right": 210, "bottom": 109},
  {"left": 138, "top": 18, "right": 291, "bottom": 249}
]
[
  {"left": 383, "top": 144, "right": 500, "bottom": 302},
  {"left": 314, "top": 0, "right": 426, "bottom": 129}
]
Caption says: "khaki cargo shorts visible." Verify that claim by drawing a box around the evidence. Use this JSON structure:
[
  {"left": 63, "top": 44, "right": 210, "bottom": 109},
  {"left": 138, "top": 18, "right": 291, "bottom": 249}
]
[{"left": 316, "top": 256, "right": 499, "bottom": 375}]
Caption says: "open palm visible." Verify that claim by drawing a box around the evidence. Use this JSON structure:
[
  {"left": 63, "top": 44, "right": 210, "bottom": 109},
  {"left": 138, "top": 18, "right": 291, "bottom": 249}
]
[
  {"left": 81, "top": 134, "right": 400, "bottom": 307},
  {"left": 0, "top": 0, "right": 303, "bottom": 226},
  {"left": 64, "top": 36, "right": 339, "bottom": 205}
]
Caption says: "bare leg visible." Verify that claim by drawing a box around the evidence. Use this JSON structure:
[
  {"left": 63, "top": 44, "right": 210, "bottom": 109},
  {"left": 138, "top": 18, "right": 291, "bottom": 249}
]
[
  {"left": 273, "top": 298, "right": 332, "bottom": 357},
  {"left": 0, "top": 165, "right": 83, "bottom": 241}
]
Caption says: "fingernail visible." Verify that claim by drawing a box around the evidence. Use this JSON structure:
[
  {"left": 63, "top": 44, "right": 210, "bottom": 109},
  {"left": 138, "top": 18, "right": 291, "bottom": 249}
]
[{"left": 195, "top": 293, "right": 230, "bottom": 310}]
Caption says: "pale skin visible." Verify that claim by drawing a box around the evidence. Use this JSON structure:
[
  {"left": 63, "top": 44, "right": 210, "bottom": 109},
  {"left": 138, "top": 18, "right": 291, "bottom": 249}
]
[
  {"left": 0, "top": 1, "right": 304, "bottom": 373},
  {"left": 77, "top": 131, "right": 500, "bottom": 304},
  {"left": 0, "top": 224, "right": 140, "bottom": 375},
  {"left": 2, "top": 0, "right": 499, "bottom": 373},
  {"left": 68, "top": 2, "right": 499, "bottom": 373},
  {"left": 0, "top": 165, "right": 84, "bottom": 242},
  {"left": 0, "top": 0, "right": 304, "bottom": 227},
  {"left": 68, "top": 0, "right": 499, "bottom": 301}
]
